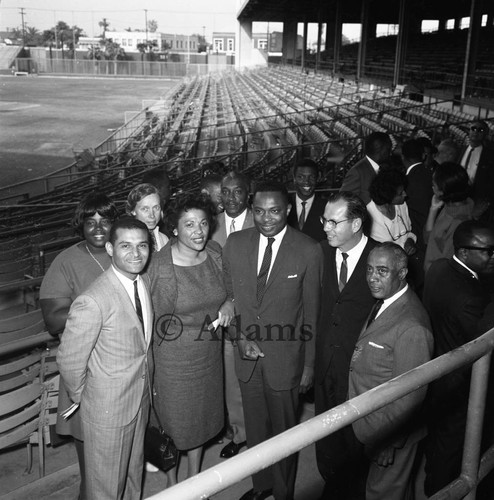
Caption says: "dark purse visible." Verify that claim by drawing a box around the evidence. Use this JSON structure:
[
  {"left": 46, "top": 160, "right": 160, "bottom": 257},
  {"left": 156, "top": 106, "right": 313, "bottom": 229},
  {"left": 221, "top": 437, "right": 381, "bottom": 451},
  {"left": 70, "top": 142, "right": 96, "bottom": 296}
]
[{"left": 144, "top": 405, "right": 178, "bottom": 472}]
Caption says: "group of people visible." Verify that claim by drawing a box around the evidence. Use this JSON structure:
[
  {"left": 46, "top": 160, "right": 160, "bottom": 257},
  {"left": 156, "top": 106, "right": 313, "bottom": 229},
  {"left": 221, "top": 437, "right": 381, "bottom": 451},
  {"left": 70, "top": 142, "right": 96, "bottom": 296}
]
[{"left": 38, "top": 119, "right": 494, "bottom": 500}]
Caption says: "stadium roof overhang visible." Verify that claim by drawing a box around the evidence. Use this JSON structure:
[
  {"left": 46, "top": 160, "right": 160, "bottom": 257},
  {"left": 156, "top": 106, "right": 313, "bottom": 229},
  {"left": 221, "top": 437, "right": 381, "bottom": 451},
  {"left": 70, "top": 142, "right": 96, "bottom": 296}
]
[{"left": 237, "top": 0, "right": 493, "bottom": 25}]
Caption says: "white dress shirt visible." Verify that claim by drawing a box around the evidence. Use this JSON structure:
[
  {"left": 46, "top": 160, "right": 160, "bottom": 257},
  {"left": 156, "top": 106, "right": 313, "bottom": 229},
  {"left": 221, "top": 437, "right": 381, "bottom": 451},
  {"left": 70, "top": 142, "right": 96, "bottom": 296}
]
[
  {"left": 257, "top": 226, "right": 287, "bottom": 279},
  {"left": 112, "top": 267, "right": 150, "bottom": 339},
  {"left": 336, "top": 234, "right": 368, "bottom": 283},
  {"left": 376, "top": 284, "right": 409, "bottom": 319},
  {"left": 295, "top": 194, "right": 315, "bottom": 224},
  {"left": 225, "top": 208, "right": 248, "bottom": 237}
]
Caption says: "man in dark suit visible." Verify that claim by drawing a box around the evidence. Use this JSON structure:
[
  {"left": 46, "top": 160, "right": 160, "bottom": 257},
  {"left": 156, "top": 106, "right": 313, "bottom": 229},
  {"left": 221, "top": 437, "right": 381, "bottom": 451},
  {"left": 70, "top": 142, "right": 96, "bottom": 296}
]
[
  {"left": 423, "top": 220, "right": 494, "bottom": 497},
  {"left": 287, "top": 158, "right": 326, "bottom": 242},
  {"left": 223, "top": 181, "right": 323, "bottom": 500},
  {"left": 212, "top": 171, "right": 254, "bottom": 459},
  {"left": 57, "top": 218, "right": 153, "bottom": 500},
  {"left": 314, "top": 191, "right": 377, "bottom": 499},
  {"left": 458, "top": 120, "right": 494, "bottom": 222},
  {"left": 349, "top": 242, "right": 433, "bottom": 500},
  {"left": 340, "top": 132, "right": 392, "bottom": 205},
  {"left": 402, "top": 139, "right": 433, "bottom": 295}
]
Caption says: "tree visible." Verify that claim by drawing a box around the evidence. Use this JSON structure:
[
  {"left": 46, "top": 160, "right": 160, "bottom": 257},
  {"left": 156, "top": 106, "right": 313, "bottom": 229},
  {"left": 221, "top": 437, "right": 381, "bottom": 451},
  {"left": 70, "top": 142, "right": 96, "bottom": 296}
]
[
  {"left": 148, "top": 19, "right": 158, "bottom": 33},
  {"left": 11, "top": 25, "right": 43, "bottom": 46},
  {"left": 137, "top": 40, "right": 158, "bottom": 61},
  {"left": 41, "top": 21, "right": 84, "bottom": 49}
]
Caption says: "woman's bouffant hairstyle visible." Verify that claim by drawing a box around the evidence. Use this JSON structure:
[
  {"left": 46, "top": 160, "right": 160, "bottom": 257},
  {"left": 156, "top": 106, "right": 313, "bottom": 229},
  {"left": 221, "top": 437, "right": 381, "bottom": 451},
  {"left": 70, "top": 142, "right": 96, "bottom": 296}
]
[
  {"left": 370, "top": 168, "right": 408, "bottom": 206},
  {"left": 164, "top": 193, "right": 216, "bottom": 236},
  {"left": 433, "top": 162, "right": 470, "bottom": 203},
  {"left": 72, "top": 191, "right": 119, "bottom": 237}
]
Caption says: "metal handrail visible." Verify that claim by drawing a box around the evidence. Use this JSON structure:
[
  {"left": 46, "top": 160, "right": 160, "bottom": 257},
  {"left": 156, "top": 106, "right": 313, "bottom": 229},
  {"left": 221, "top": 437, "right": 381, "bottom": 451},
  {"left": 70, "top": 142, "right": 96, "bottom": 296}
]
[{"left": 147, "top": 327, "right": 494, "bottom": 500}]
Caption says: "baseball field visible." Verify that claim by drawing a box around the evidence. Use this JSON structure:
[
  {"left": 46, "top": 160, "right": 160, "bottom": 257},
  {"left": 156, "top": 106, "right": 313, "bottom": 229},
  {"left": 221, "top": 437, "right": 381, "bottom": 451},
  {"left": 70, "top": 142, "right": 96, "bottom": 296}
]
[{"left": 0, "top": 75, "right": 180, "bottom": 190}]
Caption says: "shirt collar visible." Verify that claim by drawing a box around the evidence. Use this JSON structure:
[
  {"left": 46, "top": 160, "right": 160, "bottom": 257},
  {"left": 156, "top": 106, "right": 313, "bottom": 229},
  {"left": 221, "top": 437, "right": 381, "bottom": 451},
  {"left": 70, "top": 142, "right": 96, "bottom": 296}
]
[
  {"left": 259, "top": 225, "right": 287, "bottom": 245},
  {"left": 225, "top": 208, "right": 248, "bottom": 229},
  {"left": 366, "top": 155, "right": 380, "bottom": 173},
  {"left": 453, "top": 255, "right": 478, "bottom": 279},
  {"left": 406, "top": 162, "right": 421, "bottom": 175}
]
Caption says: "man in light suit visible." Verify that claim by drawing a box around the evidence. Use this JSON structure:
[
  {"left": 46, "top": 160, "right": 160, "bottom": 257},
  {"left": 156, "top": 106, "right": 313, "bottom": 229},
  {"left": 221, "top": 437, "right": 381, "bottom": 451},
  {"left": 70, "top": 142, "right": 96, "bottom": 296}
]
[
  {"left": 340, "top": 132, "right": 392, "bottom": 205},
  {"left": 212, "top": 171, "right": 253, "bottom": 459},
  {"left": 349, "top": 242, "right": 433, "bottom": 500},
  {"left": 314, "top": 191, "right": 376, "bottom": 499},
  {"left": 57, "top": 217, "right": 153, "bottom": 500},
  {"left": 223, "top": 181, "right": 323, "bottom": 500},
  {"left": 287, "top": 158, "right": 326, "bottom": 242}
]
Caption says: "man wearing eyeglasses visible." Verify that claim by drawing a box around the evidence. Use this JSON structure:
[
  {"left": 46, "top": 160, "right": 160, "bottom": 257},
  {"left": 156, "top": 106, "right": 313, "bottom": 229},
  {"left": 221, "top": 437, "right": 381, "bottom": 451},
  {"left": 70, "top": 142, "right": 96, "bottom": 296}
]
[
  {"left": 314, "top": 191, "right": 377, "bottom": 499},
  {"left": 459, "top": 120, "right": 494, "bottom": 222},
  {"left": 423, "top": 220, "right": 494, "bottom": 497}
]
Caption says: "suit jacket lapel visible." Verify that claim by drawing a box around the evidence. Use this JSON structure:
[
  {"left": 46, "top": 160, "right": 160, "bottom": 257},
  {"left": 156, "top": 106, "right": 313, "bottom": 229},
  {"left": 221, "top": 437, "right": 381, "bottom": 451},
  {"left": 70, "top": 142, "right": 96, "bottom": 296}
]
[
  {"left": 265, "top": 226, "right": 299, "bottom": 292},
  {"left": 327, "top": 246, "right": 340, "bottom": 296},
  {"left": 142, "top": 278, "right": 153, "bottom": 347},
  {"left": 359, "top": 289, "right": 408, "bottom": 340}
]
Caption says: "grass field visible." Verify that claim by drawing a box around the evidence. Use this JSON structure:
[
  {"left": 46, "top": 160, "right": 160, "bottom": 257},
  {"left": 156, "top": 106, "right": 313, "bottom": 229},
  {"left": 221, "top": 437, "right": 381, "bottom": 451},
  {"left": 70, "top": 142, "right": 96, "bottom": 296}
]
[{"left": 0, "top": 75, "right": 180, "bottom": 189}]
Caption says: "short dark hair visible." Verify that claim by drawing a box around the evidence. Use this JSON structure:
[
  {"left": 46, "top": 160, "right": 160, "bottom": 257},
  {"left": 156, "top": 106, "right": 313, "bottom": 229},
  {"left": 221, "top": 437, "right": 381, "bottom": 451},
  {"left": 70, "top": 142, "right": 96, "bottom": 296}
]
[
  {"left": 370, "top": 168, "right": 407, "bottom": 206},
  {"left": 72, "top": 191, "right": 119, "bottom": 237},
  {"left": 142, "top": 167, "right": 170, "bottom": 189},
  {"left": 372, "top": 241, "right": 408, "bottom": 269},
  {"left": 164, "top": 193, "right": 216, "bottom": 235},
  {"left": 364, "top": 132, "right": 392, "bottom": 157},
  {"left": 453, "top": 220, "right": 493, "bottom": 252},
  {"left": 433, "top": 162, "right": 469, "bottom": 203},
  {"left": 252, "top": 181, "right": 289, "bottom": 206},
  {"left": 326, "top": 191, "right": 368, "bottom": 224},
  {"left": 471, "top": 120, "right": 488, "bottom": 133},
  {"left": 221, "top": 171, "right": 251, "bottom": 191},
  {"left": 125, "top": 183, "right": 161, "bottom": 215},
  {"left": 401, "top": 139, "right": 423, "bottom": 162},
  {"left": 109, "top": 216, "right": 149, "bottom": 245},
  {"left": 200, "top": 173, "right": 222, "bottom": 192},
  {"left": 293, "top": 158, "right": 319, "bottom": 176}
]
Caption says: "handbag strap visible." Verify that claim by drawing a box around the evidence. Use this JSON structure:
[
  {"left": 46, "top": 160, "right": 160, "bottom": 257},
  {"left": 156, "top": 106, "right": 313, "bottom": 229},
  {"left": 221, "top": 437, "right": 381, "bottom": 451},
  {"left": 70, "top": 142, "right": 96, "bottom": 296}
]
[{"left": 150, "top": 401, "right": 164, "bottom": 430}]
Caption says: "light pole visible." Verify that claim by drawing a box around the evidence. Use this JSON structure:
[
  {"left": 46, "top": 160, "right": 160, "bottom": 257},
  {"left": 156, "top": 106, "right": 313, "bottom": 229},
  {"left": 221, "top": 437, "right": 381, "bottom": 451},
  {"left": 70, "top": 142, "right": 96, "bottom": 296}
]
[{"left": 144, "top": 9, "right": 148, "bottom": 42}]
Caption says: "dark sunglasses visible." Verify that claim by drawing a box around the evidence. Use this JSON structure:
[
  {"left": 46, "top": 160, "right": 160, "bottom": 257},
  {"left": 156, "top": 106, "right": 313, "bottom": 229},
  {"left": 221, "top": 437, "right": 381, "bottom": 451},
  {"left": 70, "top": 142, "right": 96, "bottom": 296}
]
[
  {"left": 462, "top": 246, "right": 494, "bottom": 257},
  {"left": 470, "top": 126, "right": 486, "bottom": 132}
]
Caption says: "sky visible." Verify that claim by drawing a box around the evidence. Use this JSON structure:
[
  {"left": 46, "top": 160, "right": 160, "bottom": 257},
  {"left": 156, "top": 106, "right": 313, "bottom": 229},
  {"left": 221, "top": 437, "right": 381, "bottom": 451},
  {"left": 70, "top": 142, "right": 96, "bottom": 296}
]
[{"left": 0, "top": 0, "right": 243, "bottom": 39}]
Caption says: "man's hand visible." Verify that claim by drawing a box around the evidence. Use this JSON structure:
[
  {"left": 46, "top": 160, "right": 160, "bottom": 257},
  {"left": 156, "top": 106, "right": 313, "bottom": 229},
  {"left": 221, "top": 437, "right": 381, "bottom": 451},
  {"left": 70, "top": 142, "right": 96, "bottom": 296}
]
[
  {"left": 299, "top": 365, "right": 314, "bottom": 393},
  {"left": 237, "top": 338, "right": 264, "bottom": 360},
  {"left": 373, "top": 446, "right": 396, "bottom": 467}
]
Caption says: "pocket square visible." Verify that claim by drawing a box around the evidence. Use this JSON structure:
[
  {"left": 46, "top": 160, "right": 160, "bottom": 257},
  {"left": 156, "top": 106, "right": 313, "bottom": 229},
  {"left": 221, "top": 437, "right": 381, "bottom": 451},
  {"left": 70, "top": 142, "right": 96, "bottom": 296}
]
[
  {"left": 287, "top": 274, "right": 298, "bottom": 278},
  {"left": 368, "top": 341, "right": 384, "bottom": 349}
]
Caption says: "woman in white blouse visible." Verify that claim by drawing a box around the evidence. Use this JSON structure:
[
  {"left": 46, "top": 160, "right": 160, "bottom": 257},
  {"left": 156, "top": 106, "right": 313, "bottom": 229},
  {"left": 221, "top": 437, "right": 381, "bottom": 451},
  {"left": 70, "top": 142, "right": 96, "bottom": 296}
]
[{"left": 367, "top": 168, "right": 417, "bottom": 255}]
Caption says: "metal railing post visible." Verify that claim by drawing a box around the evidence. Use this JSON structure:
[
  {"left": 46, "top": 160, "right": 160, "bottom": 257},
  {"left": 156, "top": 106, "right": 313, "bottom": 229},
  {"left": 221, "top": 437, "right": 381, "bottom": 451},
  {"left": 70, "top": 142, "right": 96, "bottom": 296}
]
[{"left": 463, "top": 352, "right": 492, "bottom": 500}]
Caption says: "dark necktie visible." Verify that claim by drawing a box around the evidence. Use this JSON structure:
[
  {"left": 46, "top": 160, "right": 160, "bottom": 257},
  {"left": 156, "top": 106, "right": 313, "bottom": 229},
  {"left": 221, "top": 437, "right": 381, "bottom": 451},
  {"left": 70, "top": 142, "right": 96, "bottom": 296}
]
[
  {"left": 463, "top": 147, "right": 473, "bottom": 170},
  {"left": 338, "top": 252, "right": 349, "bottom": 292},
  {"left": 298, "top": 201, "right": 307, "bottom": 230},
  {"left": 134, "top": 279, "right": 145, "bottom": 334},
  {"left": 257, "top": 237, "right": 275, "bottom": 306},
  {"left": 366, "top": 299, "right": 384, "bottom": 328}
]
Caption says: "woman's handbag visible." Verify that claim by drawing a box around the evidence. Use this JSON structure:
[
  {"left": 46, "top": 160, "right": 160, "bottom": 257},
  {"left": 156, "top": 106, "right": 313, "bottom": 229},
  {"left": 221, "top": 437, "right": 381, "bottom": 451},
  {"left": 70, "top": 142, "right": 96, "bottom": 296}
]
[{"left": 144, "top": 405, "right": 178, "bottom": 472}]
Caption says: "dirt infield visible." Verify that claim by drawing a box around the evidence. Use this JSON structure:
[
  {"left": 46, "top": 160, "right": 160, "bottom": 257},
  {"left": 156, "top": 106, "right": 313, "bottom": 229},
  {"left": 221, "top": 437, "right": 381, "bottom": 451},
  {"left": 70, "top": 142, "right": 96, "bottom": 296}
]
[{"left": 0, "top": 75, "right": 180, "bottom": 189}]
